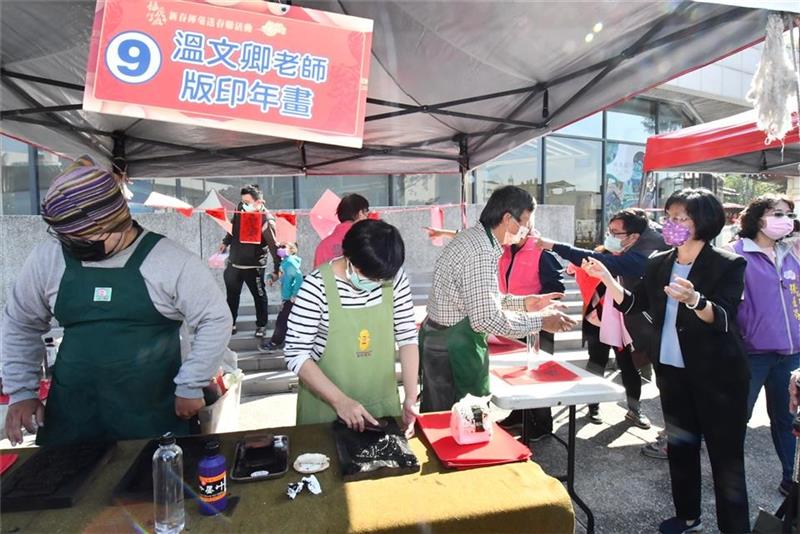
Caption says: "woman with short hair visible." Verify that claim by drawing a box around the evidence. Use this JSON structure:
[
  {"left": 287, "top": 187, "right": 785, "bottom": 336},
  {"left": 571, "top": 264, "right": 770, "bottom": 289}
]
[
  {"left": 732, "top": 194, "right": 800, "bottom": 497},
  {"left": 584, "top": 188, "right": 750, "bottom": 533},
  {"left": 284, "top": 219, "right": 419, "bottom": 434}
]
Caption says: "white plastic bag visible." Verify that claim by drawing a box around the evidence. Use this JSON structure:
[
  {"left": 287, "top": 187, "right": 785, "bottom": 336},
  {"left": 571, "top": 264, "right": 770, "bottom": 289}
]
[
  {"left": 207, "top": 252, "right": 228, "bottom": 270},
  {"left": 450, "top": 394, "right": 493, "bottom": 445}
]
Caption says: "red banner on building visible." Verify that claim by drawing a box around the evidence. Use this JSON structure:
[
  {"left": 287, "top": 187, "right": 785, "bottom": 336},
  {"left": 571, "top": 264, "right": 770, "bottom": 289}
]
[{"left": 83, "top": 0, "right": 373, "bottom": 147}]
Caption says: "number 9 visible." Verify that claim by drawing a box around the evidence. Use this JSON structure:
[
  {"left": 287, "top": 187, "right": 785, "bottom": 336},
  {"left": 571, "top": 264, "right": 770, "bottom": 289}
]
[{"left": 105, "top": 31, "right": 161, "bottom": 84}]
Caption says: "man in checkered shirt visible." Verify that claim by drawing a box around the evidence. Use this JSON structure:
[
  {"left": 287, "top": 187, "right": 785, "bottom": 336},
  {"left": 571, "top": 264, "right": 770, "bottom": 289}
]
[{"left": 420, "top": 186, "right": 577, "bottom": 412}]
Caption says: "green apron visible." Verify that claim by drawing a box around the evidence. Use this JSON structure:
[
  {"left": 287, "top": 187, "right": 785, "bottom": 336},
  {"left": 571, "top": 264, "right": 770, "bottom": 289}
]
[
  {"left": 37, "top": 232, "right": 188, "bottom": 446},
  {"left": 419, "top": 225, "right": 493, "bottom": 412},
  {"left": 296, "top": 264, "right": 401, "bottom": 425}
]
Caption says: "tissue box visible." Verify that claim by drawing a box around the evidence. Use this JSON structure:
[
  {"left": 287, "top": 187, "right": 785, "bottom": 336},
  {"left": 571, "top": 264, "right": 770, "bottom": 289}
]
[{"left": 449, "top": 403, "right": 493, "bottom": 445}]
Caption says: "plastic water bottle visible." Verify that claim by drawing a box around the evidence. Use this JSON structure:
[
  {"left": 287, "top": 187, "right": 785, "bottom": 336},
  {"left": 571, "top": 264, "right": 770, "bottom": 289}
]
[
  {"left": 153, "top": 433, "right": 185, "bottom": 534},
  {"left": 198, "top": 439, "right": 227, "bottom": 515},
  {"left": 526, "top": 333, "right": 540, "bottom": 371}
]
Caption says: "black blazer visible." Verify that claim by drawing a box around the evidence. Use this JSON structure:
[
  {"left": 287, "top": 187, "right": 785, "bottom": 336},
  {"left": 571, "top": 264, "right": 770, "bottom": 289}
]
[{"left": 615, "top": 243, "right": 750, "bottom": 385}]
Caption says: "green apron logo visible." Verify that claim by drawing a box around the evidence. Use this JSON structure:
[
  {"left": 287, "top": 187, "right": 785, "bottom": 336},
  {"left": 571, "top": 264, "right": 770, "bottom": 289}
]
[{"left": 93, "top": 287, "right": 112, "bottom": 302}]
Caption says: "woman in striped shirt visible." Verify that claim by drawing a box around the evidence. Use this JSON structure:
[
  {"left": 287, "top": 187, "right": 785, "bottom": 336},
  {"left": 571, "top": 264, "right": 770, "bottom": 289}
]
[{"left": 285, "top": 220, "right": 419, "bottom": 435}]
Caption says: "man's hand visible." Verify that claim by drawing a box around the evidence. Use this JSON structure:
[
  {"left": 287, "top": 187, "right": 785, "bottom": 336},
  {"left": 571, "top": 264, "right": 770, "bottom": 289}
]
[
  {"left": 790, "top": 370, "right": 800, "bottom": 414},
  {"left": 5, "top": 398, "right": 45, "bottom": 446},
  {"left": 534, "top": 236, "right": 556, "bottom": 251},
  {"left": 175, "top": 396, "right": 205, "bottom": 419},
  {"left": 402, "top": 398, "right": 419, "bottom": 438},
  {"left": 218, "top": 243, "right": 227, "bottom": 253},
  {"left": 540, "top": 306, "right": 578, "bottom": 334},
  {"left": 524, "top": 292, "right": 564, "bottom": 312},
  {"left": 424, "top": 227, "right": 457, "bottom": 240},
  {"left": 333, "top": 396, "right": 379, "bottom": 433}
]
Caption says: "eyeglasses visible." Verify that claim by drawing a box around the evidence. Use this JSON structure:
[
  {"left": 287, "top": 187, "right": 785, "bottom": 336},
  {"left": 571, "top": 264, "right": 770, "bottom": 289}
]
[{"left": 607, "top": 231, "right": 630, "bottom": 238}]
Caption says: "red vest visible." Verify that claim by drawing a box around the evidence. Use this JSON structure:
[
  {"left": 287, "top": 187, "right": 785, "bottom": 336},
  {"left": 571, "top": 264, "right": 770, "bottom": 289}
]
[{"left": 497, "top": 239, "right": 543, "bottom": 296}]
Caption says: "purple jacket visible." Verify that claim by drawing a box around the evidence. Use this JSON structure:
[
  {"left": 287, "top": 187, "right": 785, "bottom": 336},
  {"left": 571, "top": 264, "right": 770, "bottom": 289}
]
[{"left": 733, "top": 239, "right": 800, "bottom": 355}]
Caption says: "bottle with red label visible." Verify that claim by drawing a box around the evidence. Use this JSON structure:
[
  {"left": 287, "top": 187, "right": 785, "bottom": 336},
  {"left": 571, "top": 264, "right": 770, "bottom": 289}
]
[{"left": 198, "top": 440, "right": 227, "bottom": 515}]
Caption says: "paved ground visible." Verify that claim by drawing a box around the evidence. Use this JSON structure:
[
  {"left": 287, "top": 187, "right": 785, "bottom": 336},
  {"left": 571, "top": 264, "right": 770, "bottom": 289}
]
[
  {"left": 234, "top": 372, "right": 790, "bottom": 533},
  {"left": 1, "top": 369, "right": 790, "bottom": 532}
]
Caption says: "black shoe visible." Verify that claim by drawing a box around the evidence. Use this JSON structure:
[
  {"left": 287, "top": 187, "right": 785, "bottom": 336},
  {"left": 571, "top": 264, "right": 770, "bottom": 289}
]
[
  {"left": 254, "top": 327, "right": 266, "bottom": 337},
  {"left": 231, "top": 325, "right": 237, "bottom": 335},
  {"left": 587, "top": 406, "right": 602, "bottom": 425},
  {"left": 625, "top": 409, "right": 651, "bottom": 429},
  {"left": 498, "top": 411, "right": 524, "bottom": 431},
  {"left": 258, "top": 340, "right": 283, "bottom": 353},
  {"left": 658, "top": 517, "right": 702, "bottom": 533},
  {"left": 779, "top": 479, "right": 793, "bottom": 497},
  {"left": 529, "top": 428, "right": 552, "bottom": 442}
]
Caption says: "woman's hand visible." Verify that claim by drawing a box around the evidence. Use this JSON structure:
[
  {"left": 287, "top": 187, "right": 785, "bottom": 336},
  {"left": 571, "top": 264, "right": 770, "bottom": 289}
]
[
  {"left": 424, "top": 227, "right": 457, "bottom": 239},
  {"left": 402, "top": 398, "right": 419, "bottom": 438},
  {"left": 534, "top": 236, "right": 555, "bottom": 251},
  {"left": 582, "top": 257, "right": 612, "bottom": 283},
  {"left": 333, "top": 396, "right": 379, "bottom": 433},
  {"left": 664, "top": 276, "right": 698, "bottom": 305}
]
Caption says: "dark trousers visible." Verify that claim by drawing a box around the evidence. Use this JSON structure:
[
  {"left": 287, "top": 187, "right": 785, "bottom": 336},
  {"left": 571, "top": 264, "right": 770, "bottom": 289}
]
[
  {"left": 585, "top": 325, "right": 641, "bottom": 412},
  {"left": 223, "top": 265, "right": 268, "bottom": 328},
  {"left": 270, "top": 300, "right": 293, "bottom": 345},
  {"left": 657, "top": 364, "right": 750, "bottom": 533}
]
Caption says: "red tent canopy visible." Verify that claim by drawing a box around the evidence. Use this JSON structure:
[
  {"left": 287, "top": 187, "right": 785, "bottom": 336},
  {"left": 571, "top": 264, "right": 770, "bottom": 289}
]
[{"left": 643, "top": 110, "right": 800, "bottom": 175}]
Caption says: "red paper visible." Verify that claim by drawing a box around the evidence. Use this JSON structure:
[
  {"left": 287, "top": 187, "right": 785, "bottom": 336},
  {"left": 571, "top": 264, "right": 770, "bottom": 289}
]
[
  {"left": 239, "top": 212, "right": 262, "bottom": 244},
  {"left": 275, "top": 217, "right": 297, "bottom": 244},
  {"left": 416, "top": 412, "right": 531, "bottom": 469},
  {"left": 275, "top": 212, "right": 297, "bottom": 226},
  {"left": 429, "top": 207, "right": 445, "bottom": 247},
  {"left": 0, "top": 454, "right": 18, "bottom": 476},
  {"left": 367, "top": 211, "right": 380, "bottom": 220},
  {"left": 492, "top": 362, "right": 580, "bottom": 385},
  {"left": 309, "top": 189, "right": 341, "bottom": 239},
  {"left": 38, "top": 378, "right": 50, "bottom": 400},
  {"left": 488, "top": 336, "right": 526, "bottom": 356}
]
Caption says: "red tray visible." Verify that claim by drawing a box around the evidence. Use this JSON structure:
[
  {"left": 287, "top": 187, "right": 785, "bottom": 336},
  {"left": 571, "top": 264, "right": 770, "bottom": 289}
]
[{"left": 416, "top": 412, "right": 531, "bottom": 469}]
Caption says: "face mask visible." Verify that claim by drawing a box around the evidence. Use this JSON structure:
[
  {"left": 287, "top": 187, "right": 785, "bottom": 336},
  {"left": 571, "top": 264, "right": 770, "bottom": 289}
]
[
  {"left": 63, "top": 238, "right": 109, "bottom": 262},
  {"left": 346, "top": 261, "right": 381, "bottom": 292},
  {"left": 504, "top": 221, "right": 530, "bottom": 245},
  {"left": 604, "top": 234, "right": 624, "bottom": 253},
  {"left": 277, "top": 248, "right": 288, "bottom": 258},
  {"left": 662, "top": 219, "right": 692, "bottom": 247},
  {"left": 241, "top": 202, "right": 255, "bottom": 213},
  {"left": 763, "top": 216, "right": 794, "bottom": 241}
]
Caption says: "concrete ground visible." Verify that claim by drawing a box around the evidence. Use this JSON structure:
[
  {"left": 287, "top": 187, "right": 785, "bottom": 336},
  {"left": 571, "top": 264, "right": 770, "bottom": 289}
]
[
  {"left": 234, "top": 373, "right": 789, "bottom": 534},
  {"left": 0, "top": 370, "right": 789, "bottom": 532}
]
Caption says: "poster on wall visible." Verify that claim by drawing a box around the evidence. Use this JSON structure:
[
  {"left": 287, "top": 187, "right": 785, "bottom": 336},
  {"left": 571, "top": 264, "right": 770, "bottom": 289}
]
[
  {"left": 83, "top": 0, "right": 373, "bottom": 148},
  {"left": 604, "top": 142, "right": 645, "bottom": 218}
]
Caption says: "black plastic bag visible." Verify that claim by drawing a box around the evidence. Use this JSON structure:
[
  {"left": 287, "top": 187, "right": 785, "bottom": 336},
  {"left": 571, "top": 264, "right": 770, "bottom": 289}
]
[{"left": 331, "top": 417, "right": 419, "bottom": 481}]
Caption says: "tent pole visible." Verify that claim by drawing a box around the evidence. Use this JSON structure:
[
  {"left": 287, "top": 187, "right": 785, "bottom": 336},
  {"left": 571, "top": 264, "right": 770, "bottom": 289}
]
[{"left": 458, "top": 135, "right": 470, "bottom": 229}]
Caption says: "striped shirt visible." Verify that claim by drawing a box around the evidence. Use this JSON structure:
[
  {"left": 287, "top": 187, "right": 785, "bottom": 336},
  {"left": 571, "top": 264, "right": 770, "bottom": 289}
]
[
  {"left": 284, "top": 266, "right": 417, "bottom": 374},
  {"left": 427, "top": 224, "right": 542, "bottom": 337}
]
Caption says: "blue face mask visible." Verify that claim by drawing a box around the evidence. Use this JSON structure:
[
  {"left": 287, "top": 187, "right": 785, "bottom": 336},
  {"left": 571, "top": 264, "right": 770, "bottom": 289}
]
[
  {"left": 346, "top": 261, "right": 382, "bottom": 292},
  {"left": 603, "top": 234, "right": 624, "bottom": 253}
]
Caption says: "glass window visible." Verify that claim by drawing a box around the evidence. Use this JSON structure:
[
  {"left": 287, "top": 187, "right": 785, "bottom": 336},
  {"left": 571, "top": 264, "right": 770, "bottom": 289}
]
[
  {"left": 473, "top": 139, "right": 541, "bottom": 203},
  {"left": 555, "top": 111, "right": 602, "bottom": 138},
  {"left": 37, "top": 150, "right": 72, "bottom": 197},
  {"left": 544, "top": 136, "right": 602, "bottom": 248},
  {"left": 201, "top": 177, "right": 296, "bottom": 210},
  {"left": 392, "top": 173, "right": 461, "bottom": 206},
  {"left": 606, "top": 99, "right": 656, "bottom": 143},
  {"left": 298, "top": 175, "right": 388, "bottom": 209},
  {"left": 657, "top": 102, "right": 693, "bottom": 133},
  {"left": 0, "top": 135, "right": 33, "bottom": 215},
  {"left": 604, "top": 142, "right": 646, "bottom": 223}
]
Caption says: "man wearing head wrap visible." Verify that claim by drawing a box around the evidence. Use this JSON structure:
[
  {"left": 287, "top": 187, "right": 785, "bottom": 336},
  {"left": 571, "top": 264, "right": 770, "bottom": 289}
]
[{"left": 1, "top": 156, "right": 232, "bottom": 447}]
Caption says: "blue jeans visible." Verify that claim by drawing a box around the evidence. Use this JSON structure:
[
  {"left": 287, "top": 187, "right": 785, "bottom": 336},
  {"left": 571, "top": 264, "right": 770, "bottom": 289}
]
[{"left": 746, "top": 352, "right": 800, "bottom": 483}]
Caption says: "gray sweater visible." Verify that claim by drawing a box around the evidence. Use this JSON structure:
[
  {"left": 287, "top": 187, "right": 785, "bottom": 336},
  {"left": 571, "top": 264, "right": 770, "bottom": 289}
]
[{"left": 1, "top": 228, "right": 232, "bottom": 404}]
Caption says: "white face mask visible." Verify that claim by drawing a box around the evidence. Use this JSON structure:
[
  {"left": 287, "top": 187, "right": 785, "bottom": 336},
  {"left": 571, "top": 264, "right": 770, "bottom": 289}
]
[
  {"left": 504, "top": 220, "right": 530, "bottom": 246},
  {"left": 604, "top": 234, "right": 624, "bottom": 253}
]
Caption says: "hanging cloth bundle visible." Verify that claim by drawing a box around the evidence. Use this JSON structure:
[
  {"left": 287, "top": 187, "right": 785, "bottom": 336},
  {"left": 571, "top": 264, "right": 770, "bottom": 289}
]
[{"left": 746, "top": 13, "right": 798, "bottom": 145}]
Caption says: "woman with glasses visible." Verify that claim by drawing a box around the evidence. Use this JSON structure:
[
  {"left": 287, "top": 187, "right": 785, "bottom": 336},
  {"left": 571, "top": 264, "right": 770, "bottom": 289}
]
[
  {"left": 284, "top": 219, "right": 420, "bottom": 435},
  {"left": 731, "top": 194, "right": 800, "bottom": 497},
  {"left": 584, "top": 189, "right": 750, "bottom": 533}
]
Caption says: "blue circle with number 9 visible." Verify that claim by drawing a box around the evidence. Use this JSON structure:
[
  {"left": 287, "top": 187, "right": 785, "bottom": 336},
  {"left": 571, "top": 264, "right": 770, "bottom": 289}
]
[{"left": 105, "top": 31, "right": 162, "bottom": 84}]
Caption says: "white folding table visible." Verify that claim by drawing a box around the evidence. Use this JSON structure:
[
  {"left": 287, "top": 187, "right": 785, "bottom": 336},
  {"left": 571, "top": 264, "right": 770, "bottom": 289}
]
[{"left": 490, "top": 350, "right": 625, "bottom": 534}]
